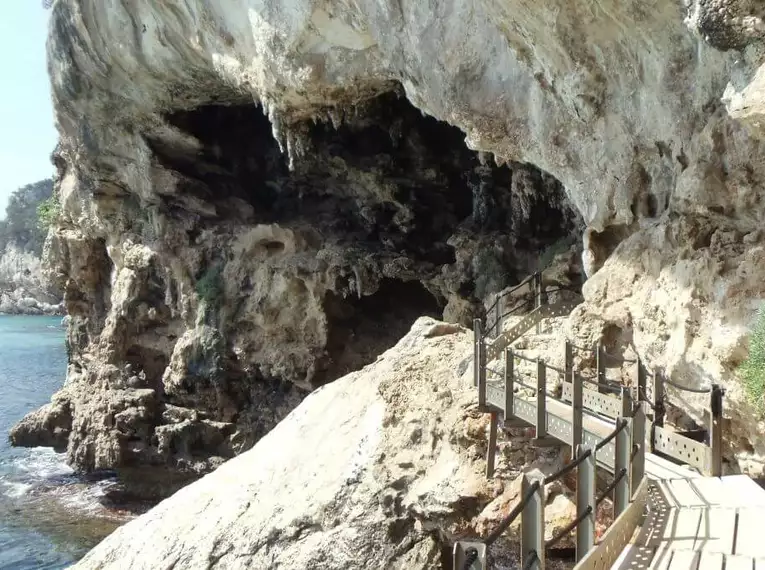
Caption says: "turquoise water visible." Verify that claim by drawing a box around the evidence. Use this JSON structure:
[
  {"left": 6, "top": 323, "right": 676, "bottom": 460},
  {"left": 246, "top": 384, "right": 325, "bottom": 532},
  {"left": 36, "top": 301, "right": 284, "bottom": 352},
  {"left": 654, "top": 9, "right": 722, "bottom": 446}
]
[{"left": 0, "top": 316, "right": 121, "bottom": 570}]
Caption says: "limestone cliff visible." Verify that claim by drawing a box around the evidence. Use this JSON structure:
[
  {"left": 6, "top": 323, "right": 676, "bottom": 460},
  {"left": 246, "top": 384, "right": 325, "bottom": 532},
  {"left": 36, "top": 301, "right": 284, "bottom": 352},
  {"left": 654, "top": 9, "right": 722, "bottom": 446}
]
[
  {"left": 0, "top": 246, "right": 63, "bottom": 316},
  {"left": 71, "top": 319, "right": 581, "bottom": 570},
  {"left": 11, "top": 0, "right": 765, "bottom": 490}
]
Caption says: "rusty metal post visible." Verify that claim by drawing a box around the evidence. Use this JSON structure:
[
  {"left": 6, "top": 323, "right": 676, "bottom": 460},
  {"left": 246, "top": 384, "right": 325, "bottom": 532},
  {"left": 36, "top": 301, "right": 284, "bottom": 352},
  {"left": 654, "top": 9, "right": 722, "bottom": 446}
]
[
  {"left": 486, "top": 412, "right": 498, "bottom": 478},
  {"left": 521, "top": 469, "right": 546, "bottom": 570},
  {"left": 475, "top": 319, "right": 487, "bottom": 410},
  {"left": 572, "top": 373, "right": 583, "bottom": 452},
  {"left": 652, "top": 368, "right": 665, "bottom": 428},
  {"left": 576, "top": 445, "right": 596, "bottom": 562},
  {"left": 536, "top": 358, "right": 547, "bottom": 439},
  {"left": 614, "top": 415, "right": 631, "bottom": 517},
  {"left": 504, "top": 348, "right": 514, "bottom": 423},
  {"left": 534, "top": 273, "right": 542, "bottom": 334},
  {"left": 709, "top": 385, "right": 724, "bottom": 477},
  {"left": 494, "top": 299, "right": 501, "bottom": 338},
  {"left": 596, "top": 341, "right": 606, "bottom": 392},
  {"left": 631, "top": 404, "right": 646, "bottom": 497},
  {"left": 565, "top": 340, "right": 574, "bottom": 385},
  {"left": 473, "top": 318, "right": 481, "bottom": 389}
]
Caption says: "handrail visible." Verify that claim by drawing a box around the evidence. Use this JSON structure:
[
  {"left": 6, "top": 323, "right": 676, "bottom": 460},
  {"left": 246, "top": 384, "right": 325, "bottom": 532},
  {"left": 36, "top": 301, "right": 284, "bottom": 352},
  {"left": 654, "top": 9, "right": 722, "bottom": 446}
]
[
  {"left": 485, "top": 298, "right": 533, "bottom": 336},
  {"left": 662, "top": 376, "right": 712, "bottom": 394},
  {"left": 466, "top": 269, "right": 725, "bottom": 569},
  {"left": 483, "top": 479, "right": 542, "bottom": 546},
  {"left": 596, "top": 468, "right": 628, "bottom": 507},
  {"left": 463, "top": 413, "right": 633, "bottom": 564},
  {"left": 484, "top": 272, "right": 539, "bottom": 316},
  {"left": 595, "top": 418, "right": 628, "bottom": 452},
  {"left": 568, "top": 342, "right": 596, "bottom": 353},
  {"left": 542, "top": 448, "right": 592, "bottom": 485},
  {"left": 545, "top": 506, "right": 593, "bottom": 548},
  {"left": 512, "top": 352, "right": 538, "bottom": 364},
  {"left": 543, "top": 284, "right": 583, "bottom": 295},
  {"left": 600, "top": 350, "right": 637, "bottom": 364}
]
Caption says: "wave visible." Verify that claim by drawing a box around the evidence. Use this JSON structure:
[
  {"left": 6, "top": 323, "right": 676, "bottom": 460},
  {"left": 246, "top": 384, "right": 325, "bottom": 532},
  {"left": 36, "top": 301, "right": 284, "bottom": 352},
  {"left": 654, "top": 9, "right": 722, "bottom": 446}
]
[
  {"left": 1, "top": 447, "right": 122, "bottom": 518},
  {"left": 11, "top": 447, "right": 73, "bottom": 482}
]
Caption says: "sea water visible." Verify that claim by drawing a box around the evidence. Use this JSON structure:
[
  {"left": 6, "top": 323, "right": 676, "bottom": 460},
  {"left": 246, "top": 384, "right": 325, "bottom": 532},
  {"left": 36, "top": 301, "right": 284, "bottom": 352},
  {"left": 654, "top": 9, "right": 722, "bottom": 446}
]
[{"left": 0, "top": 316, "right": 122, "bottom": 570}]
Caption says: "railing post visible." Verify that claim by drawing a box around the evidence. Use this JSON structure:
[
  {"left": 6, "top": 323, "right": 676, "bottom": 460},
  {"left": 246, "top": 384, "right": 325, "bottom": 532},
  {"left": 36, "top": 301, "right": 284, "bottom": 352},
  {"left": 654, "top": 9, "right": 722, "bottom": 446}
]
[
  {"left": 614, "top": 414, "right": 631, "bottom": 517},
  {"left": 475, "top": 319, "right": 487, "bottom": 410},
  {"left": 631, "top": 404, "right": 646, "bottom": 497},
  {"left": 652, "top": 368, "right": 665, "bottom": 428},
  {"left": 596, "top": 341, "right": 606, "bottom": 393},
  {"left": 636, "top": 357, "right": 646, "bottom": 407},
  {"left": 572, "top": 373, "right": 583, "bottom": 453},
  {"left": 534, "top": 273, "right": 542, "bottom": 334},
  {"left": 504, "top": 348, "right": 514, "bottom": 424},
  {"left": 494, "top": 299, "right": 501, "bottom": 338},
  {"left": 565, "top": 340, "right": 574, "bottom": 385},
  {"left": 620, "top": 386, "right": 633, "bottom": 418},
  {"left": 474, "top": 318, "right": 481, "bottom": 389},
  {"left": 540, "top": 275, "right": 548, "bottom": 307},
  {"left": 536, "top": 358, "right": 547, "bottom": 439},
  {"left": 576, "top": 445, "right": 596, "bottom": 562},
  {"left": 521, "top": 469, "right": 546, "bottom": 570},
  {"left": 709, "top": 385, "right": 724, "bottom": 477},
  {"left": 486, "top": 412, "right": 498, "bottom": 478}
]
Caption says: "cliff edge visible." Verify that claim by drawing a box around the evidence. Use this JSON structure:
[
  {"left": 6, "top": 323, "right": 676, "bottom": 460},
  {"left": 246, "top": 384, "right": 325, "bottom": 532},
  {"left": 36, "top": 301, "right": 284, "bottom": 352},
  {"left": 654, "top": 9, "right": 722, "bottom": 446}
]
[{"left": 11, "top": 0, "right": 765, "bottom": 493}]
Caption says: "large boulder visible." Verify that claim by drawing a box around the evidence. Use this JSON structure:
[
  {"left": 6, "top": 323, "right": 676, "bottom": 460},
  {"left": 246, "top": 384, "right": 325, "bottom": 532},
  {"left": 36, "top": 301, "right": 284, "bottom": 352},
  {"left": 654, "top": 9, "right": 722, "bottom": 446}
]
[{"left": 72, "top": 318, "right": 573, "bottom": 569}]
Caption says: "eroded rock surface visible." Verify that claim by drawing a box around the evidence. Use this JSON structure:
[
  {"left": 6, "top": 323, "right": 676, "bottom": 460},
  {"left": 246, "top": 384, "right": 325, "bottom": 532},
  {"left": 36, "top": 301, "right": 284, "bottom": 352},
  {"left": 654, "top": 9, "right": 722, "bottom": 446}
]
[
  {"left": 72, "top": 318, "right": 576, "bottom": 570},
  {"left": 0, "top": 246, "right": 63, "bottom": 315},
  {"left": 16, "top": 0, "right": 765, "bottom": 486}
]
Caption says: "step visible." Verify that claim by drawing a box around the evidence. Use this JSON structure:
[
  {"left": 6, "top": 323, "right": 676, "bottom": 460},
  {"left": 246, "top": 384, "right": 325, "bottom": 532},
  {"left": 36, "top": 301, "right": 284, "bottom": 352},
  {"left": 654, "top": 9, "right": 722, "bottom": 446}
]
[{"left": 638, "top": 550, "right": 765, "bottom": 570}]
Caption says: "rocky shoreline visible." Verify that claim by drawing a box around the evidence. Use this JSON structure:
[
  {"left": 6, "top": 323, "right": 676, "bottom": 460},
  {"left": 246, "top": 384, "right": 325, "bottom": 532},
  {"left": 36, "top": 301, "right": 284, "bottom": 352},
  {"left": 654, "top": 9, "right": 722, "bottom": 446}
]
[
  {"left": 7, "top": 0, "right": 765, "bottom": 564},
  {"left": 0, "top": 290, "right": 64, "bottom": 316},
  {"left": 0, "top": 246, "right": 63, "bottom": 316}
]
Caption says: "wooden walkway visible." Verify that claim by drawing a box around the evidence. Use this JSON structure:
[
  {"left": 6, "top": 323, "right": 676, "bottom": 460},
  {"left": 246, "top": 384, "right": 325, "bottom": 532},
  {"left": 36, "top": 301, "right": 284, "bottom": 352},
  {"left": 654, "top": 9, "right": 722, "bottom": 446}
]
[
  {"left": 613, "top": 475, "right": 765, "bottom": 570},
  {"left": 468, "top": 273, "right": 757, "bottom": 570}
]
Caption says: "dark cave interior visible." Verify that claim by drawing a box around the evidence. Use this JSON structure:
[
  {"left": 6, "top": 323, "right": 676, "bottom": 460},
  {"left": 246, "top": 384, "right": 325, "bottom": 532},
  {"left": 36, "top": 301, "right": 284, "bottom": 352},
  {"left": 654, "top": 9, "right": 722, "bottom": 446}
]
[
  {"left": 145, "top": 90, "right": 582, "bottom": 389},
  {"left": 318, "top": 279, "right": 443, "bottom": 385}
]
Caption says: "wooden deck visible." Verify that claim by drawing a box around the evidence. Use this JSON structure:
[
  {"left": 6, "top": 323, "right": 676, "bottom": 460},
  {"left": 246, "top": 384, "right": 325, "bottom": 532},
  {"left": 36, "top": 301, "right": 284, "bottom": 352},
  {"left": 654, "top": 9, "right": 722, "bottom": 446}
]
[{"left": 612, "top": 475, "right": 765, "bottom": 570}]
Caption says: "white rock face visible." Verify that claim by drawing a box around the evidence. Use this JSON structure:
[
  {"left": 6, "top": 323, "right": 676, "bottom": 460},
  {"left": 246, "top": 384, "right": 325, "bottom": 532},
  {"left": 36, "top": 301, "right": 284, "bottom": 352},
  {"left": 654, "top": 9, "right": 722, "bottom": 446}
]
[
  {"left": 25, "top": 0, "right": 765, "bottom": 483},
  {"left": 72, "top": 318, "right": 575, "bottom": 569},
  {"left": 0, "top": 246, "right": 63, "bottom": 315}
]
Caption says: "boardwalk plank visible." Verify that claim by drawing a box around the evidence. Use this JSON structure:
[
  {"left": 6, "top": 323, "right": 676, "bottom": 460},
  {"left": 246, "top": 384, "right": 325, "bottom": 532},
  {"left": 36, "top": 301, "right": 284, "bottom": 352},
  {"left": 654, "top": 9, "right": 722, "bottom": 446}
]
[
  {"left": 697, "top": 552, "right": 724, "bottom": 570},
  {"left": 647, "top": 455, "right": 703, "bottom": 480},
  {"left": 666, "top": 479, "right": 706, "bottom": 508},
  {"left": 649, "top": 548, "right": 675, "bottom": 570},
  {"left": 725, "top": 555, "right": 754, "bottom": 570},
  {"left": 668, "top": 550, "right": 700, "bottom": 570},
  {"left": 719, "top": 476, "right": 765, "bottom": 508},
  {"left": 736, "top": 509, "right": 765, "bottom": 558},
  {"left": 694, "top": 508, "right": 736, "bottom": 553},
  {"left": 655, "top": 480, "right": 680, "bottom": 509},
  {"left": 666, "top": 508, "right": 702, "bottom": 551},
  {"left": 687, "top": 478, "right": 725, "bottom": 507}
]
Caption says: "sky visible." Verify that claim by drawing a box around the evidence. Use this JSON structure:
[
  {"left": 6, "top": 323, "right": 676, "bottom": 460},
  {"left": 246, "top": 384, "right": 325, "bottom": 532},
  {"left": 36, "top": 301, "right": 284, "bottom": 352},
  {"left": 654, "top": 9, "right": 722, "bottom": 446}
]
[{"left": 0, "top": 3, "right": 57, "bottom": 217}]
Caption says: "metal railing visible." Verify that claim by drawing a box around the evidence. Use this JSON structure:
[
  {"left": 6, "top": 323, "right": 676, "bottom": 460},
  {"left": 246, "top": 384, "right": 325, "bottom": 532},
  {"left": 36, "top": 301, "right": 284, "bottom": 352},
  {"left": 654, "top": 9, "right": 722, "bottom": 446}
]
[
  {"left": 454, "top": 397, "right": 646, "bottom": 570},
  {"left": 483, "top": 272, "right": 584, "bottom": 339},
  {"left": 463, "top": 312, "right": 726, "bottom": 569}
]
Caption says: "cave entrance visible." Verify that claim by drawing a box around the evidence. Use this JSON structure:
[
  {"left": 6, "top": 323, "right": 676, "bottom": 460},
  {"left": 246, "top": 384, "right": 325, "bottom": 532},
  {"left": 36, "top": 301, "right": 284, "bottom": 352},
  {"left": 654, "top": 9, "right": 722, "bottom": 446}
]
[
  {"left": 318, "top": 279, "right": 442, "bottom": 385},
  {"left": 147, "top": 88, "right": 583, "bottom": 386}
]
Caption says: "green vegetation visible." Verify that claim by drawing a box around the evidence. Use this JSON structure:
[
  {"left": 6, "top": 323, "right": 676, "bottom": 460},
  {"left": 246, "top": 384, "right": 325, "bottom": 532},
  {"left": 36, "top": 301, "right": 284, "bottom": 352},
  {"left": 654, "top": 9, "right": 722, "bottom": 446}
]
[
  {"left": 36, "top": 196, "right": 61, "bottom": 232},
  {"left": 0, "top": 179, "right": 55, "bottom": 256},
  {"left": 740, "top": 304, "right": 765, "bottom": 414},
  {"left": 196, "top": 264, "right": 224, "bottom": 310}
]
